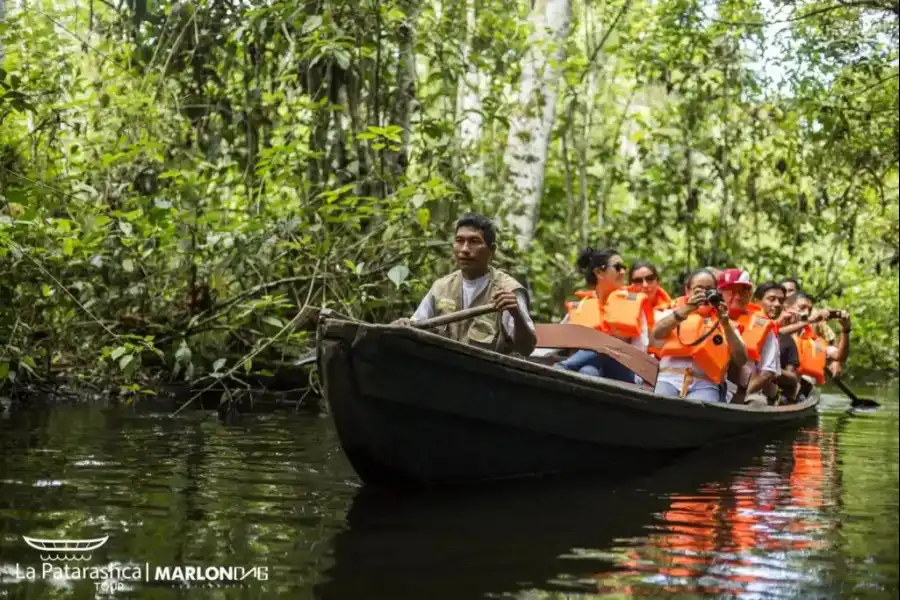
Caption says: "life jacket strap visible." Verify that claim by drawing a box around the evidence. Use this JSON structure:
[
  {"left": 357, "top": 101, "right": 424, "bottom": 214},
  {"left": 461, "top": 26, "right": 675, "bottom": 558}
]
[{"left": 659, "top": 367, "right": 696, "bottom": 398}]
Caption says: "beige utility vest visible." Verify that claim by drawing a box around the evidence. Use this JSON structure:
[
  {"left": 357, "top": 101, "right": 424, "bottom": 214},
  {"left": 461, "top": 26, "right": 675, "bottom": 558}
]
[{"left": 428, "top": 267, "right": 524, "bottom": 354}]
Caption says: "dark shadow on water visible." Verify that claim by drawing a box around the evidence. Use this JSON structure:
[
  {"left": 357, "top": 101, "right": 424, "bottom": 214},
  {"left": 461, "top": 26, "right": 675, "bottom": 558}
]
[{"left": 314, "top": 427, "right": 809, "bottom": 600}]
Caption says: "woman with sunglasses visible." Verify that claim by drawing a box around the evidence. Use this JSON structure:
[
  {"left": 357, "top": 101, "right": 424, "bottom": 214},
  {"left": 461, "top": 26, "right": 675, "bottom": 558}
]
[
  {"left": 628, "top": 262, "right": 671, "bottom": 359},
  {"left": 628, "top": 262, "right": 672, "bottom": 311},
  {"left": 555, "top": 247, "right": 653, "bottom": 382},
  {"left": 652, "top": 268, "right": 747, "bottom": 401}
]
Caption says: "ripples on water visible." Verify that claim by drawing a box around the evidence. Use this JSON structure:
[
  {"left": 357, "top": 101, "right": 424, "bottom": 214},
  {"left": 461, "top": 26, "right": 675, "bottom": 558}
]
[{"left": 1, "top": 384, "right": 897, "bottom": 599}]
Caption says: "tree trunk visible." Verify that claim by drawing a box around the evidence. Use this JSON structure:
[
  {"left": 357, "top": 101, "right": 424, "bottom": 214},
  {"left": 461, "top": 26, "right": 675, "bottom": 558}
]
[
  {"left": 502, "top": 0, "right": 571, "bottom": 250},
  {"left": 456, "top": 0, "right": 484, "bottom": 178},
  {"left": 387, "top": 2, "right": 420, "bottom": 181}
]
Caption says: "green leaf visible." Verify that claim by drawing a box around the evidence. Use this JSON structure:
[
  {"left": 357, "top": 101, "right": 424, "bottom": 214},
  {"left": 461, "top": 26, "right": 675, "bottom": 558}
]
[
  {"left": 41, "top": 284, "right": 53, "bottom": 297},
  {"left": 110, "top": 346, "right": 127, "bottom": 360},
  {"left": 63, "top": 238, "right": 75, "bottom": 256},
  {"left": 263, "top": 316, "right": 285, "bottom": 328},
  {"left": 119, "top": 354, "right": 134, "bottom": 370},
  {"left": 0, "top": 362, "right": 9, "bottom": 380},
  {"left": 122, "top": 259, "right": 135, "bottom": 273},
  {"left": 213, "top": 358, "right": 227, "bottom": 372},
  {"left": 302, "top": 15, "right": 322, "bottom": 34},
  {"left": 387, "top": 264, "right": 410, "bottom": 287}
]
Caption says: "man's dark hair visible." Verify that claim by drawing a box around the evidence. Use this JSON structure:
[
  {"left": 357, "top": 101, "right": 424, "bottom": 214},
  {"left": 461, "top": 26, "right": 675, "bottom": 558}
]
[
  {"left": 455, "top": 213, "right": 496, "bottom": 248},
  {"left": 785, "top": 291, "right": 815, "bottom": 307},
  {"left": 781, "top": 277, "right": 801, "bottom": 290},
  {"left": 754, "top": 281, "right": 786, "bottom": 301}
]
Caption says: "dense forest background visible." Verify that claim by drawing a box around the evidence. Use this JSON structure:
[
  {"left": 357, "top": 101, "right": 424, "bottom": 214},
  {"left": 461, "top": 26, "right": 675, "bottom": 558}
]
[{"left": 1, "top": 0, "right": 897, "bottom": 393}]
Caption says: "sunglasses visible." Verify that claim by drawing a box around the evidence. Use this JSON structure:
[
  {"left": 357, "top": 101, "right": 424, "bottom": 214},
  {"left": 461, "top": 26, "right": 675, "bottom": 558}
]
[
  {"left": 632, "top": 274, "right": 658, "bottom": 284},
  {"left": 609, "top": 263, "right": 627, "bottom": 272}
]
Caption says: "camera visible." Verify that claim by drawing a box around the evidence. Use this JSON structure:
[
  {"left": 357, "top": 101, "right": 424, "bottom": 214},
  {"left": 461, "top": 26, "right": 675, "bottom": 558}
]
[
  {"left": 827, "top": 309, "right": 844, "bottom": 319},
  {"left": 704, "top": 289, "right": 723, "bottom": 307}
]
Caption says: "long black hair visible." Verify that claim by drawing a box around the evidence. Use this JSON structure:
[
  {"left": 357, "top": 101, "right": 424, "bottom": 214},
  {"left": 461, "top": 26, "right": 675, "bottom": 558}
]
[{"left": 576, "top": 247, "right": 620, "bottom": 286}]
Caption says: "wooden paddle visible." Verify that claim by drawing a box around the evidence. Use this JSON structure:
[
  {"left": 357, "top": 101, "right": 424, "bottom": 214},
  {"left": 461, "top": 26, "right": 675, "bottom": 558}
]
[
  {"left": 533, "top": 323, "right": 659, "bottom": 387},
  {"left": 831, "top": 376, "right": 880, "bottom": 409},
  {"left": 410, "top": 305, "right": 499, "bottom": 330},
  {"left": 293, "top": 305, "right": 498, "bottom": 366}
]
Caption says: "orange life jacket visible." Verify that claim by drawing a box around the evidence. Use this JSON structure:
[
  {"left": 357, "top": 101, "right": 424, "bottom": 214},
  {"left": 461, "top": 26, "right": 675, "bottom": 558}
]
[
  {"left": 566, "top": 287, "right": 654, "bottom": 339},
  {"left": 734, "top": 305, "right": 775, "bottom": 362},
  {"left": 657, "top": 299, "right": 731, "bottom": 383},
  {"left": 630, "top": 287, "right": 673, "bottom": 357},
  {"left": 793, "top": 326, "right": 827, "bottom": 384},
  {"left": 628, "top": 284, "right": 673, "bottom": 311}
]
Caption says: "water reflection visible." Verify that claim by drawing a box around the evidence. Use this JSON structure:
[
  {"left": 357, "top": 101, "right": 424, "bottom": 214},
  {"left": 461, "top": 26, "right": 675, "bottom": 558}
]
[
  {"left": 1, "top": 386, "right": 897, "bottom": 599},
  {"left": 600, "top": 429, "right": 837, "bottom": 597},
  {"left": 316, "top": 428, "right": 820, "bottom": 600}
]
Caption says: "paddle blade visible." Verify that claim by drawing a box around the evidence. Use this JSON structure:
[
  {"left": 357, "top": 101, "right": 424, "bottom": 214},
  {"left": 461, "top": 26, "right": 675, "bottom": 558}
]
[{"left": 851, "top": 397, "right": 881, "bottom": 409}]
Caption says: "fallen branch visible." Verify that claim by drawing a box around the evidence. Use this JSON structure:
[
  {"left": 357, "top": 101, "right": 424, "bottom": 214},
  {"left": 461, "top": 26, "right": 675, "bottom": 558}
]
[{"left": 169, "top": 260, "right": 322, "bottom": 418}]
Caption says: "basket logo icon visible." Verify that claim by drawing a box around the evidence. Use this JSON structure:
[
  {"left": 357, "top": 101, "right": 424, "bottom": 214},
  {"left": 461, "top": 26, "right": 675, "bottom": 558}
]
[{"left": 22, "top": 535, "right": 109, "bottom": 562}]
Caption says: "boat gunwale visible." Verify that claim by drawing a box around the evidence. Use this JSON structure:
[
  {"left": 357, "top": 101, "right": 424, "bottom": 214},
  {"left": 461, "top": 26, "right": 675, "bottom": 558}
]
[{"left": 319, "top": 318, "right": 820, "bottom": 416}]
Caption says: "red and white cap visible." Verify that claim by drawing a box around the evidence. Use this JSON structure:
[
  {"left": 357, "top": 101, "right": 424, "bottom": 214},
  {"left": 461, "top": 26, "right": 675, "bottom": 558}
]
[{"left": 717, "top": 268, "right": 753, "bottom": 290}]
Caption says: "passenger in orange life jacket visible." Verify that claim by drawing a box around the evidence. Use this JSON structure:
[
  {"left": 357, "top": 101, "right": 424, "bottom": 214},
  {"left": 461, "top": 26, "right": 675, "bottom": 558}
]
[
  {"left": 555, "top": 247, "right": 649, "bottom": 382},
  {"left": 753, "top": 282, "right": 801, "bottom": 403},
  {"left": 629, "top": 261, "right": 671, "bottom": 358},
  {"left": 651, "top": 268, "right": 747, "bottom": 401},
  {"left": 718, "top": 269, "right": 781, "bottom": 404},
  {"left": 628, "top": 262, "right": 672, "bottom": 311},
  {"left": 779, "top": 292, "right": 850, "bottom": 382}
]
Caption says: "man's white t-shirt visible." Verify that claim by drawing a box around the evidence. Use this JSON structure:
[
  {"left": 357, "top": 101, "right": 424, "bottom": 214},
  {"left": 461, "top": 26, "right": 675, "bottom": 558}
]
[{"left": 410, "top": 272, "right": 535, "bottom": 337}]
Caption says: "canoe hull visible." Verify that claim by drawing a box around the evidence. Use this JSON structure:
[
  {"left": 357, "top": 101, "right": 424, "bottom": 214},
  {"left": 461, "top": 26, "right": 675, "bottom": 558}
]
[{"left": 319, "top": 320, "right": 819, "bottom": 487}]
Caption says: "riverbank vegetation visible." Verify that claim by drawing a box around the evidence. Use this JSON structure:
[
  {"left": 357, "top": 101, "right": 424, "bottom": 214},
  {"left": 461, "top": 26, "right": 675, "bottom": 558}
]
[{"left": 1, "top": 0, "right": 897, "bottom": 396}]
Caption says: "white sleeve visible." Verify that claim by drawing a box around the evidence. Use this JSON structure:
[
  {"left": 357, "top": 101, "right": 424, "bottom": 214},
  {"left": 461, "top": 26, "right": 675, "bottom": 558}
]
[
  {"left": 410, "top": 291, "right": 435, "bottom": 322},
  {"left": 826, "top": 345, "right": 840, "bottom": 360},
  {"left": 630, "top": 312, "right": 649, "bottom": 353},
  {"left": 758, "top": 331, "right": 780, "bottom": 374},
  {"left": 501, "top": 290, "right": 536, "bottom": 337}
]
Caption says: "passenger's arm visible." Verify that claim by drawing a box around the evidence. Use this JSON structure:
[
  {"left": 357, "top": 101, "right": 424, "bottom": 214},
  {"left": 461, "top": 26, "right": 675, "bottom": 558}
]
[
  {"left": 652, "top": 289, "right": 706, "bottom": 341},
  {"left": 746, "top": 331, "right": 779, "bottom": 394},
  {"left": 712, "top": 301, "right": 748, "bottom": 368},
  {"left": 652, "top": 308, "right": 687, "bottom": 341},
  {"left": 721, "top": 318, "right": 748, "bottom": 369},
  {"left": 834, "top": 312, "right": 851, "bottom": 364}
]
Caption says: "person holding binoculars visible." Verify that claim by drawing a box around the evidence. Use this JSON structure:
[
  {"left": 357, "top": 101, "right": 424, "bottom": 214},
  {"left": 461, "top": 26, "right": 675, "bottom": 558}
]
[{"left": 650, "top": 268, "right": 747, "bottom": 401}]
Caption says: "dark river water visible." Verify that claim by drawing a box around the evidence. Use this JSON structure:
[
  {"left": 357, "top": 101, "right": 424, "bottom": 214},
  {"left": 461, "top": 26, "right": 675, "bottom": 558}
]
[{"left": 1, "top": 382, "right": 897, "bottom": 599}]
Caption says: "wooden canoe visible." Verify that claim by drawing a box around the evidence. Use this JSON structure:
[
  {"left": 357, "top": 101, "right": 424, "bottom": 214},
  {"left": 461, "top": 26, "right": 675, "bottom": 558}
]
[{"left": 317, "top": 318, "right": 820, "bottom": 487}]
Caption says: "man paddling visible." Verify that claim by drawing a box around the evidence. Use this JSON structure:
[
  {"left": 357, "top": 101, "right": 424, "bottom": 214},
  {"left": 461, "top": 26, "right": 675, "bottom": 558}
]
[{"left": 397, "top": 213, "right": 537, "bottom": 356}]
